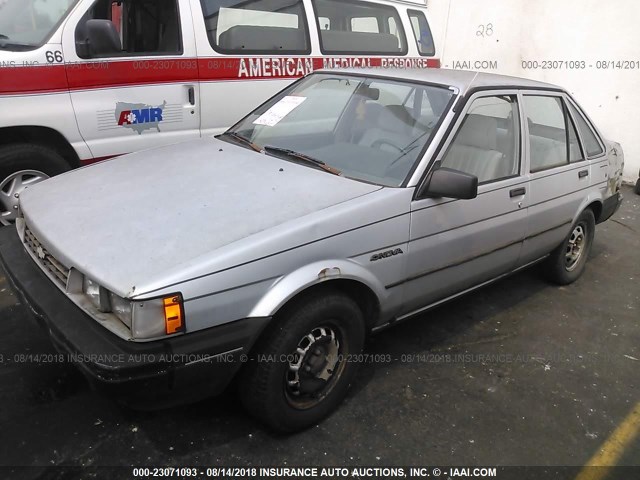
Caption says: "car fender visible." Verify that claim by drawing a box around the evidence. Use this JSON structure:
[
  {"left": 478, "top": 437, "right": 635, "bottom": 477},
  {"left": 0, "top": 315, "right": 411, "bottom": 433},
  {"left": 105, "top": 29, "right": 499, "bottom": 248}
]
[
  {"left": 248, "top": 259, "right": 387, "bottom": 319},
  {"left": 573, "top": 189, "right": 605, "bottom": 224}
]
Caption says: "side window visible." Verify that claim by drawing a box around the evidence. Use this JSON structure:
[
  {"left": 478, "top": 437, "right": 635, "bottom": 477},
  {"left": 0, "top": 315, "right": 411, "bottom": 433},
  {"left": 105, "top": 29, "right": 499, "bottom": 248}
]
[
  {"left": 318, "top": 16, "right": 331, "bottom": 30},
  {"left": 567, "top": 102, "right": 605, "bottom": 157},
  {"left": 313, "top": 0, "right": 407, "bottom": 55},
  {"left": 76, "top": 0, "right": 182, "bottom": 58},
  {"left": 199, "top": 0, "right": 310, "bottom": 54},
  {"left": 524, "top": 95, "right": 582, "bottom": 172},
  {"left": 566, "top": 106, "right": 583, "bottom": 163},
  {"left": 441, "top": 95, "right": 520, "bottom": 184},
  {"left": 408, "top": 10, "right": 435, "bottom": 56},
  {"left": 351, "top": 17, "right": 378, "bottom": 33}
]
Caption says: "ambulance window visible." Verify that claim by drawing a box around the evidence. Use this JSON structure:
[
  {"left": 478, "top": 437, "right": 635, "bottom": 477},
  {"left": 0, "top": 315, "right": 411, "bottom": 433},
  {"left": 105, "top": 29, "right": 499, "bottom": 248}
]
[
  {"left": 408, "top": 9, "right": 435, "bottom": 56},
  {"left": 199, "top": 0, "right": 310, "bottom": 54},
  {"left": 351, "top": 17, "right": 379, "bottom": 33},
  {"left": 76, "top": 0, "right": 182, "bottom": 58},
  {"left": 318, "top": 17, "right": 331, "bottom": 30},
  {"left": 313, "top": 0, "right": 407, "bottom": 55},
  {"left": 388, "top": 17, "right": 399, "bottom": 37}
]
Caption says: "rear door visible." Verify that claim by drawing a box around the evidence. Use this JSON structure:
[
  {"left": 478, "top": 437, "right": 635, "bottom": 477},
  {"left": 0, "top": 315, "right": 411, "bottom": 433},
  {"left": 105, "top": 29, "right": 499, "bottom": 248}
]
[
  {"left": 518, "top": 92, "right": 589, "bottom": 265},
  {"left": 61, "top": 0, "right": 200, "bottom": 160},
  {"left": 400, "top": 91, "right": 528, "bottom": 316}
]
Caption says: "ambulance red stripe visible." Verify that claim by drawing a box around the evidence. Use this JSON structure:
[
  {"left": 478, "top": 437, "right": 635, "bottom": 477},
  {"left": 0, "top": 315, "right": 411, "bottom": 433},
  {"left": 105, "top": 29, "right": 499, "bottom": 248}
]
[{"left": 0, "top": 57, "right": 440, "bottom": 96}]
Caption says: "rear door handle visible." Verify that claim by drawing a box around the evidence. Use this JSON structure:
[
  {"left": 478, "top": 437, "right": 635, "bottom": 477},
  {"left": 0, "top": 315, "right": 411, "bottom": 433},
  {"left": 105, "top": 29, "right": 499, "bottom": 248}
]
[
  {"left": 578, "top": 169, "right": 589, "bottom": 178},
  {"left": 188, "top": 86, "right": 195, "bottom": 106},
  {"left": 510, "top": 187, "right": 526, "bottom": 198}
]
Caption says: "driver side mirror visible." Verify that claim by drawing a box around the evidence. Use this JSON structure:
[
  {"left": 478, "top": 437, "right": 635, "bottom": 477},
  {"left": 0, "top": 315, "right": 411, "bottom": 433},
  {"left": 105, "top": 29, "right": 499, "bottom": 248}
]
[
  {"left": 420, "top": 167, "right": 478, "bottom": 200},
  {"left": 76, "top": 19, "right": 122, "bottom": 58}
]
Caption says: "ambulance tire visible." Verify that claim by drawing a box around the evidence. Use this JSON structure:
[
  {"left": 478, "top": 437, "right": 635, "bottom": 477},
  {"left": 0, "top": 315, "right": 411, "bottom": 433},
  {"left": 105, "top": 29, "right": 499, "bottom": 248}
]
[{"left": 0, "top": 144, "right": 71, "bottom": 225}]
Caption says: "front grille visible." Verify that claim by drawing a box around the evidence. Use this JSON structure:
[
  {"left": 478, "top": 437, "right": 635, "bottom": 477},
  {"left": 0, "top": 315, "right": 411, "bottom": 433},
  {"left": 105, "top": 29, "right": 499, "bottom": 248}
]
[{"left": 23, "top": 227, "right": 70, "bottom": 288}]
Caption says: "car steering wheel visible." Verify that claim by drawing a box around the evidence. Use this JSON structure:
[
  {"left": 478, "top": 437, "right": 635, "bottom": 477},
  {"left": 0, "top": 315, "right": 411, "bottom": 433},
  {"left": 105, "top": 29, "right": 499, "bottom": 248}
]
[{"left": 370, "top": 139, "right": 404, "bottom": 153}]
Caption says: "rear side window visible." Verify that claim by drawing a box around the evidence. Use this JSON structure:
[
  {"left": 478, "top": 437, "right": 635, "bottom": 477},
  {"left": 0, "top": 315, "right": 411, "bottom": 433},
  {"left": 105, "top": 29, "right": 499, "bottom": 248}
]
[
  {"left": 199, "top": 0, "right": 310, "bottom": 54},
  {"left": 567, "top": 102, "right": 605, "bottom": 157},
  {"left": 408, "top": 10, "right": 435, "bottom": 56},
  {"left": 313, "top": 0, "right": 407, "bottom": 55},
  {"left": 524, "top": 95, "right": 583, "bottom": 172}
]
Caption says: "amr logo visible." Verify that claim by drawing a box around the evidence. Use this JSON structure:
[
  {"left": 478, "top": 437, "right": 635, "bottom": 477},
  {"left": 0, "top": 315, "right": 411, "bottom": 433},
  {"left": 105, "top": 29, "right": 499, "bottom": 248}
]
[{"left": 115, "top": 101, "right": 166, "bottom": 135}]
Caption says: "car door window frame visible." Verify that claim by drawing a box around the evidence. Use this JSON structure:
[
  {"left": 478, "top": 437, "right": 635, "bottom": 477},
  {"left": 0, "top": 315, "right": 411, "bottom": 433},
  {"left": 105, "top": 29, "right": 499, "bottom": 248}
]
[
  {"left": 415, "top": 89, "right": 525, "bottom": 199},
  {"left": 522, "top": 91, "right": 585, "bottom": 173},
  {"left": 563, "top": 95, "right": 606, "bottom": 159},
  {"left": 439, "top": 93, "right": 522, "bottom": 185}
]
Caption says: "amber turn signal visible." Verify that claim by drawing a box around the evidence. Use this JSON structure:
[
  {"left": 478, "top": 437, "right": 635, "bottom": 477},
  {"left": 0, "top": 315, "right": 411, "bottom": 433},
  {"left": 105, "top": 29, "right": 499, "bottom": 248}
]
[{"left": 163, "top": 295, "right": 184, "bottom": 335}]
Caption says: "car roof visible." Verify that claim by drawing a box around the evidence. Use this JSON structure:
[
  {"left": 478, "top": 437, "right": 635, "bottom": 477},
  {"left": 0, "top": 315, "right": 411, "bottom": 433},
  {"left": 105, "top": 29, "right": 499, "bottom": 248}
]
[{"left": 314, "top": 68, "right": 564, "bottom": 95}]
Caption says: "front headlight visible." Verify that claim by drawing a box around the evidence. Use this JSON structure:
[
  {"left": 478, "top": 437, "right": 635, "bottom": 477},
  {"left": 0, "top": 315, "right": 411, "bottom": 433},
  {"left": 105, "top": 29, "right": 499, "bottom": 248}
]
[
  {"left": 82, "top": 275, "right": 184, "bottom": 340},
  {"left": 109, "top": 292, "right": 132, "bottom": 328},
  {"left": 83, "top": 276, "right": 110, "bottom": 312}
]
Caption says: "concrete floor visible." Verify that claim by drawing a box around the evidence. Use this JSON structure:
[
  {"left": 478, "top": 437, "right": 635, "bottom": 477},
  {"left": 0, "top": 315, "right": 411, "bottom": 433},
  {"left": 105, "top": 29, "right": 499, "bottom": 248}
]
[{"left": 0, "top": 186, "right": 638, "bottom": 478}]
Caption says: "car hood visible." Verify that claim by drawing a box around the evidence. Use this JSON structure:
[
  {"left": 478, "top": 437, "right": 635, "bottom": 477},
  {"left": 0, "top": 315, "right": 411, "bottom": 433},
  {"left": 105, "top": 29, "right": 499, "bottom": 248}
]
[{"left": 19, "top": 137, "right": 380, "bottom": 297}]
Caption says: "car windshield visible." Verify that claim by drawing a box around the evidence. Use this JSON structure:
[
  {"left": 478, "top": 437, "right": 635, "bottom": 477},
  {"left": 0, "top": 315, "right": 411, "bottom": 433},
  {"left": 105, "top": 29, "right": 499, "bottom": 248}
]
[
  {"left": 227, "top": 73, "right": 455, "bottom": 186},
  {"left": 0, "top": 0, "right": 78, "bottom": 49}
]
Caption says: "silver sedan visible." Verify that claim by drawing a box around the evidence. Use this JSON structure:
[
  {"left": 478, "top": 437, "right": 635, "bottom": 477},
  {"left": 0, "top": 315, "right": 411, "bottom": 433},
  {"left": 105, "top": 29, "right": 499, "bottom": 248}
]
[{"left": 0, "top": 68, "right": 624, "bottom": 432}]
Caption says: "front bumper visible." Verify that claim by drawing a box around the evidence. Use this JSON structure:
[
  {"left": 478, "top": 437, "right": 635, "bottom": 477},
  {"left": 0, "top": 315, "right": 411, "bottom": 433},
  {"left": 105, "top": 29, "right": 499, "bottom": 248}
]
[{"left": 0, "top": 227, "right": 270, "bottom": 408}]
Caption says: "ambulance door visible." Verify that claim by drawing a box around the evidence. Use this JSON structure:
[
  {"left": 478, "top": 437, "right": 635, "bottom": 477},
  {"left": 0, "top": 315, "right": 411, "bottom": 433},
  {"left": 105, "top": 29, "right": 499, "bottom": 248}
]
[
  {"left": 61, "top": 0, "right": 201, "bottom": 160},
  {"left": 192, "top": 0, "right": 314, "bottom": 136}
]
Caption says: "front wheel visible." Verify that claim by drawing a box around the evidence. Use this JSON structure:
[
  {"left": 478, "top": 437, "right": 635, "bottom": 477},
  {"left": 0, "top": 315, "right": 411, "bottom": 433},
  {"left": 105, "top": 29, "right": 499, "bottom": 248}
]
[
  {"left": 544, "top": 209, "right": 595, "bottom": 285},
  {"left": 0, "top": 144, "right": 70, "bottom": 225},
  {"left": 238, "top": 291, "right": 366, "bottom": 432},
  {"left": 634, "top": 178, "right": 640, "bottom": 195}
]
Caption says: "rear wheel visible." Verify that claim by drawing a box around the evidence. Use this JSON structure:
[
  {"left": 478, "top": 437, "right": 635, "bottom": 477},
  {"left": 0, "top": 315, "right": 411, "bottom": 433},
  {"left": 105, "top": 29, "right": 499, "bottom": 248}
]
[
  {"left": 0, "top": 144, "right": 70, "bottom": 225},
  {"left": 634, "top": 178, "right": 640, "bottom": 195},
  {"left": 544, "top": 209, "right": 595, "bottom": 285},
  {"left": 238, "top": 291, "right": 365, "bottom": 432}
]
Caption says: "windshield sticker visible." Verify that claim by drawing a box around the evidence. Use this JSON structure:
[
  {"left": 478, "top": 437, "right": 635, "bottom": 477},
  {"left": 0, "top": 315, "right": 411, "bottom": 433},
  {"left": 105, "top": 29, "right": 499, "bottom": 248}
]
[{"left": 253, "top": 96, "right": 307, "bottom": 127}]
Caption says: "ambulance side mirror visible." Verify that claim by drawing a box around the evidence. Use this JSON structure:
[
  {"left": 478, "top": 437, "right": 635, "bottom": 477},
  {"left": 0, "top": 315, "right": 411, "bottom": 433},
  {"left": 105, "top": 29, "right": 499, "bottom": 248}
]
[{"left": 77, "top": 19, "right": 122, "bottom": 58}]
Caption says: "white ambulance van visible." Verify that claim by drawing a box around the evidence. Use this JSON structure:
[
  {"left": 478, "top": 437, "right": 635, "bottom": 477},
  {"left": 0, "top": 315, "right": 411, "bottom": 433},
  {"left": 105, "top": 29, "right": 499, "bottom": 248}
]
[{"left": 0, "top": 0, "right": 438, "bottom": 224}]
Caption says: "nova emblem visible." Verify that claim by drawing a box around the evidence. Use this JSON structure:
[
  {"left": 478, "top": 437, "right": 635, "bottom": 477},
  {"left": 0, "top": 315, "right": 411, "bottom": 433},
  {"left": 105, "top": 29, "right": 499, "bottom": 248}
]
[
  {"left": 36, "top": 246, "right": 46, "bottom": 260},
  {"left": 370, "top": 248, "right": 404, "bottom": 262}
]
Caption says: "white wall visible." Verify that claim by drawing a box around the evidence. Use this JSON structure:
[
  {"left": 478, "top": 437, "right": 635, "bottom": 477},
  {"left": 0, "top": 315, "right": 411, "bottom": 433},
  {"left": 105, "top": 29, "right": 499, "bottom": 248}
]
[{"left": 427, "top": 0, "right": 640, "bottom": 181}]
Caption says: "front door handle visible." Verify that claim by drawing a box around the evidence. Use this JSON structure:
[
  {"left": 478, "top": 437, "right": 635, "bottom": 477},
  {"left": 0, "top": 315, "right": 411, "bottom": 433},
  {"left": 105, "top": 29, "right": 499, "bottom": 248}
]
[
  {"left": 578, "top": 169, "right": 589, "bottom": 179},
  {"left": 510, "top": 187, "right": 526, "bottom": 198},
  {"left": 188, "top": 86, "right": 195, "bottom": 106}
]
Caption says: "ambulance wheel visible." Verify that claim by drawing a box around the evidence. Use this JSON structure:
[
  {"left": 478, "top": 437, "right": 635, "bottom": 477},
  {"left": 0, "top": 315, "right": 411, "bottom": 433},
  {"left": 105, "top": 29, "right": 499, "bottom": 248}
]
[{"left": 0, "top": 144, "right": 70, "bottom": 226}]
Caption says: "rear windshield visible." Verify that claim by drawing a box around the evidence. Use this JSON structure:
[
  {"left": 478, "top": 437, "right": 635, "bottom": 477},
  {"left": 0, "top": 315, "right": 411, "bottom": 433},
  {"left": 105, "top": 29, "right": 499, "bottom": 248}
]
[
  {"left": 199, "top": 0, "right": 310, "bottom": 54},
  {"left": 313, "top": 0, "right": 407, "bottom": 55}
]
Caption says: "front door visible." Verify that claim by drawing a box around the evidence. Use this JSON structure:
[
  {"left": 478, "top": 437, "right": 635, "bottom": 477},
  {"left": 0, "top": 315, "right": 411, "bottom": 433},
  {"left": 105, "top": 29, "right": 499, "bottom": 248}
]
[
  {"left": 61, "top": 0, "right": 200, "bottom": 160},
  {"left": 400, "top": 92, "right": 529, "bottom": 316}
]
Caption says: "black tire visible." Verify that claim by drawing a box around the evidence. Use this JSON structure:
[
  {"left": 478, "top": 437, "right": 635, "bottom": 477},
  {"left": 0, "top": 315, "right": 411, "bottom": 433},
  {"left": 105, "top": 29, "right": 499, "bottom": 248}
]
[
  {"left": 0, "top": 144, "right": 70, "bottom": 225},
  {"left": 634, "top": 178, "right": 640, "bottom": 195},
  {"left": 238, "top": 290, "right": 366, "bottom": 433},
  {"left": 544, "top": 209, "right": 595, "bottom": 285}
]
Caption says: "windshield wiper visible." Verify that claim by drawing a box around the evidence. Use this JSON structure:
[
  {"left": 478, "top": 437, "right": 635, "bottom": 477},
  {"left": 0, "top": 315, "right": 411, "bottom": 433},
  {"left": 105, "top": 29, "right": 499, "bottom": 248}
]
[
  {"left": 0, "top": 34, "right": 8, "bottom": 39},
  {"left": 217, "top": 131, "right": 263, "bottom": 153},
  {"left": 263, "top": 146, "right": 342, "bottom": 176}
]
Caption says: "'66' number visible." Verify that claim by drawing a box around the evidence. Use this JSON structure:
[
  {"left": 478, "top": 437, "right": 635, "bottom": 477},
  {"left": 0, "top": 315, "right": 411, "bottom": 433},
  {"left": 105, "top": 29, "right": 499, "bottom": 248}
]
[{"left": 46, "top": 50, "right": 64, "bottom": 63}]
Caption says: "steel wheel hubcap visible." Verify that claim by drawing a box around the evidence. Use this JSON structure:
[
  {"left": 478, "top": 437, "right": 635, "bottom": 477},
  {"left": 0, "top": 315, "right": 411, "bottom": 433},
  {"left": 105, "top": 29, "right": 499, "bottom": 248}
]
[
  {"left": 565, "top": 224, "right": 586, "bottom": 271},
  {"left": 286, "top": 326, "right": 341, "bottom": 402},
  {"left": 0, "top": 170, "right": 49, "bottom": 226}
]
